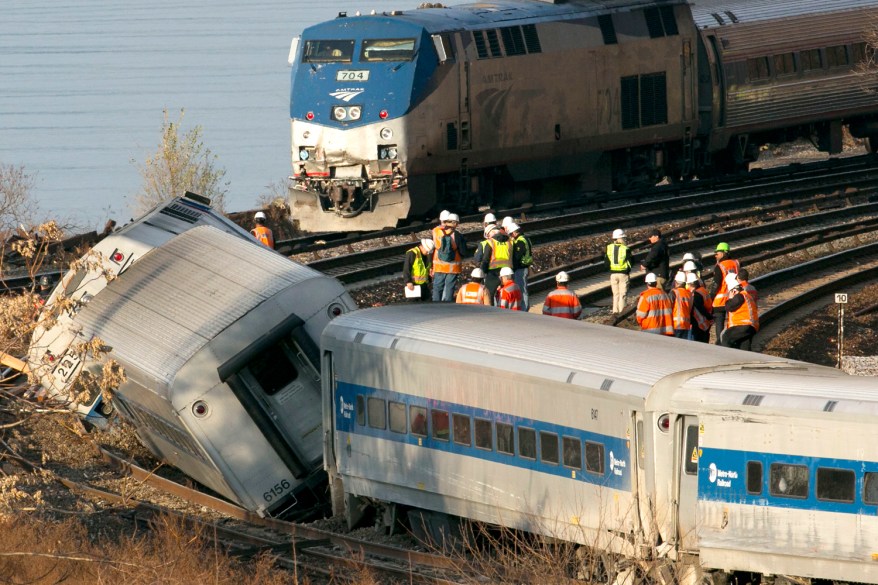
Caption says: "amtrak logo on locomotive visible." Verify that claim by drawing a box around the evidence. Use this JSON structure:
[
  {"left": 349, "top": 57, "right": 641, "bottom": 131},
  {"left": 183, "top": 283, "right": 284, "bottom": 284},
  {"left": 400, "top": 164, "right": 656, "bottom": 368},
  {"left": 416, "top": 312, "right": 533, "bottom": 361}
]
[{"left": 329, "top": 89, "right": 365, "bottom": 102}]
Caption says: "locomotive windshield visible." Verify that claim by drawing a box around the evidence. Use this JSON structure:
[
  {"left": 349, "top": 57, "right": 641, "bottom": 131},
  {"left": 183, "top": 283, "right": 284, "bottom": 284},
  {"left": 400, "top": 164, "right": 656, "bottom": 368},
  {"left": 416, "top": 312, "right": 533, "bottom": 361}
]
[
  {"left": 361, "top": 38, "right": 416, "bottom": 62},
  {"left": 302, "top": 40, "right": 355, "bottom": 63}
]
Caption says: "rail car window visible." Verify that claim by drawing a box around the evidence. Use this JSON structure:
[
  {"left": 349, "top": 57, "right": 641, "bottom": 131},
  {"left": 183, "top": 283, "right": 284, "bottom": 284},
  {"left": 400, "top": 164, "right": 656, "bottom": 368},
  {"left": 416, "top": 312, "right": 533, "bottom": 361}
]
[
  {"left": 769, "top": 463, "right": 809, "bottom": 499},
  {"left": 684, "top": 425, "right": 699, "bottom": 475},
  {"left": 585, "top": 441, "right": 604, "bottom": 474},
  {"left": 621, "top": 72, "right": 667, "bottom": 129},
  {"left": 356, "top": 396, "right": 365, "bottom": 426},
  {"left": 826, "top": 45, "right": 850, "bottom": 68},
  {"left": 816, "top": 467, "right": 855, "bottom": 503},
  {"left": 800, "top": 49, "right": 823, "bottom": 72},
  {"left": 389, "top": 401, "right": 406, "bottom": 434},
  {"left": 475, "top": 418, "right": 493, "bottom": 450},
  {"left": 747, "top": 57, "right": 770, "bottom": 81},
  {"left": 367, "top": 397, "right": 386, "bottom": 430},
  {"left": 497, "top": 422, "right": 514, "bottom": 455},
  {"left": 453, "top": 414, "right": 471, "bottom": 446},
  {"left": 774, "top": 53, "right": 796, "bottom": 77},
  {"left": 410, "top": 405, "right": 427, "bottom": 436},
  {"left": 303, "top": 40, "right": 355, "bottom": 63},
  {"left": 519, "top": 427, "right": 537, "bottom": 460},
  {"left": 864, "top": 472, "right": 878, "bottom": 504},
  {"left": 598, "top": 15, "right": 617, "bottom": 45},
  {"left": 563, "top": 436, "right": 582, "bottom": 470},
  {"left": 431, "top": 409, "right": 450, "bottom": 441},
  {"left": 644, "top": 6, "right": 678, "bottom": 38},
  {"left": 540, "top": 432, "right": 559, "bottom": 465},
  {"left": 747, "top": 461, "right": 763, "bottom": 494},
  {"left": 361, "top": 38, "right": 415, "bottom": 62}
]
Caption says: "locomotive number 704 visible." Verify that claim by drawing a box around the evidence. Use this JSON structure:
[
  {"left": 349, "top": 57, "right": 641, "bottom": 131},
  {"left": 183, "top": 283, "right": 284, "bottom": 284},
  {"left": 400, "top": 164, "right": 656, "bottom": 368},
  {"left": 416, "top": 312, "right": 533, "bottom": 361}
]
[{"left": 337, "top": 70, "right": 370, "bottom": 81}]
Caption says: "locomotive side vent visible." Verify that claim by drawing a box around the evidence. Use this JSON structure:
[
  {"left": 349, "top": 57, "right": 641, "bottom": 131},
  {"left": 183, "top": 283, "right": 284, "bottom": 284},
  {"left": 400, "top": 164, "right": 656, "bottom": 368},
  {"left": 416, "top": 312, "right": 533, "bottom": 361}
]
[
  {"left": 824, "top": 400, "right": 838, "bottom": 412},
  {"left": 598, "top": 15, "right": 617, "bottom": 45},
  {"left": 743, "top": 394, "right": 764, "bottom": 406},
  {"left": 354, "top": 332, "right": 365, "bottom": 344},
  {"left": 390, "top": 338, "right": 399, "bottom": 349},
  {"left": 600, "top": 378, "right": 613, "bottom": 391}
]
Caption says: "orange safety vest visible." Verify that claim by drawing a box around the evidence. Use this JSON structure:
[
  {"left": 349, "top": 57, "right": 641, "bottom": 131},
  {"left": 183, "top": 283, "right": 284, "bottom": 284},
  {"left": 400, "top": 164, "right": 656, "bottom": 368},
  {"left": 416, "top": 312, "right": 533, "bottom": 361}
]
[
  {"left": 636, "top": 288, "right": 673, "bottom": 336},
  {"left": 727, "top": 290, "right": 759, "bottom": 330},
  {"left": 692, "top": 286, "right": 713, "bottom": 332},
  {"left": 542, "top": 288, "right": 582, "bottom": 319},
  {"left": 251, "top": 225, "right": 274, "bottom": 249},
  {"left": 495, "top": 281, "right": 522, "bottom": 310},
  {"left": 740, "top": 280, "right": 759, "bottom": 307},
  {"left": 432, "top": 225, "right": 462, "bottom": 274},
  {"left": 671, "top": 287, "right": 693, "bottom": 331},
  {"left": 456, "top": 282, "right": 490, "bottom": 305},
  {"left": 712, "top": 258, "right": 741, "bottom": 308},
  {"left": 487, "top": 238, "right": 513, "bottom": 271}
]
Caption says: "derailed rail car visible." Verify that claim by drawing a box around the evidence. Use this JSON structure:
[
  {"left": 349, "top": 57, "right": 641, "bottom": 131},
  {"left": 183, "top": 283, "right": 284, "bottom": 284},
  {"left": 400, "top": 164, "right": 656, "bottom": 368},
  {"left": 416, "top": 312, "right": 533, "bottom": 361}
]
[
  {"left": 321, "top": 304, "right": 878, "bottom": 583},
  {"left": 29, "top": 198, "right": 357, "bottom": 517},
  {"left": 289, "top": 0, "right": 878, "bottom": 231}
]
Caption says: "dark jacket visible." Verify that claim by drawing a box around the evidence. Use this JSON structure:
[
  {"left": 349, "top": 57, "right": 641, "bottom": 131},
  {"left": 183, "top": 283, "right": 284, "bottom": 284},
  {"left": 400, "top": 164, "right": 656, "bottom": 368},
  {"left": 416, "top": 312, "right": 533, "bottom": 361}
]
[
  {"left": 642, "top": 238, "right": 670, "bottom": 280},
  {"left": 402, "top": 248, "right": 431, "bottom": 285},
  {"left": 479, "top": 233, "right": 512, "bottom": 273},
  {"left": 510, "top": 233, "right": 533, "bottom": 270}
]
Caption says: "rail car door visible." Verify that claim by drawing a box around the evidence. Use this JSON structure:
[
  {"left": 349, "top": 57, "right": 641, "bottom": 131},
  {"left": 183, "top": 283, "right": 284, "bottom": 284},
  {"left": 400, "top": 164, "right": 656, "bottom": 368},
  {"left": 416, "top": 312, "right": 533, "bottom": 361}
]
[{"left": 677, "top": 415, "right": 700, "bottom": 552}]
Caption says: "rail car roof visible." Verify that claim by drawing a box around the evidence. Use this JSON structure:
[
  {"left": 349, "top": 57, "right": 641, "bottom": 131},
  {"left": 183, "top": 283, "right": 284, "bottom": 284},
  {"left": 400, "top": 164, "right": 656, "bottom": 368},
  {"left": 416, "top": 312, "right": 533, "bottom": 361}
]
[
  {"left": 689, "top": 0, "right": 878, "bottom": 30},
  {"left": 307, "top": 0, "right": 684, "bottom": 33},
  {"left": 71, "top": 225, "right": 330, "bottom": 387}
]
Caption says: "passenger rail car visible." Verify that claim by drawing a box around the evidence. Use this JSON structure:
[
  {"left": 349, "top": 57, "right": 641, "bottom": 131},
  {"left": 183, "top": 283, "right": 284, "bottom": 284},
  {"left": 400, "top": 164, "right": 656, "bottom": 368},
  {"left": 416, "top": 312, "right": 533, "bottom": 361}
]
[
  {"left": 289, "top": 0, "right": 878, "bottom": 231},
  {"left": 29, "top": 197, "right": 358, "bottom": 517},
  {"left": 322, "top": 304, "right": 878, "bottom": 583}
]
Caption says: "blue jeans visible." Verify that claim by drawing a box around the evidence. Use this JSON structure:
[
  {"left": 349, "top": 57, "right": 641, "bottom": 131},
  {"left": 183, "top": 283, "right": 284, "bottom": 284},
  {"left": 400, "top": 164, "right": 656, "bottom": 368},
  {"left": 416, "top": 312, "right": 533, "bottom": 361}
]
[
  {"left": 513, "top": 268, "right": 529, "bottom": 311},
  {"left": 432, "top": 272, "right": 458, "bottom": 302}
]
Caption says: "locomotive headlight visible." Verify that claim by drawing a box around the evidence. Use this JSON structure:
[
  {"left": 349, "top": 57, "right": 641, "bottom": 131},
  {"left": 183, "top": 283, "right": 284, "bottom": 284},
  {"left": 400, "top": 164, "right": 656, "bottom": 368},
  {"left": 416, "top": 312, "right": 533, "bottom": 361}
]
[
  {"left": 387, "top": 147, "right": 398, "bottom": 160},
  {"left": 379, "top": 148, "right": 389, "bottom": 160},
  {"left": 380, "top": 127, "right": 393, "bottom": 140},
  {"left": 348, "top": 106, "right": 361, "bottom": 120},
  {"left": 333, "top": 106, "right": 347, "bottom": 121},
  {"left": 298, "top": 148, "right": 310, "bottom": 161}
]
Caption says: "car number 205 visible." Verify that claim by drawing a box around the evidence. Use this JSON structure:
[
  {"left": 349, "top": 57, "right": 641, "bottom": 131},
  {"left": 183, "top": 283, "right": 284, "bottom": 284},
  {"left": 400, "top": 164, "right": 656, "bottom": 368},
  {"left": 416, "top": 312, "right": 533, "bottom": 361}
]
[{"left": 263, "top": 479, "right": 292, "bottom": 503}]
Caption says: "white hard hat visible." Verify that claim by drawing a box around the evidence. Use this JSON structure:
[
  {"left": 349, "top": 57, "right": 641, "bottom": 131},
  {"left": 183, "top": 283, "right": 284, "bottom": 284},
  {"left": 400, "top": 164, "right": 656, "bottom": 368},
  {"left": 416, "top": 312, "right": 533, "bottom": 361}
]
[
  {"left": 556, "top": 271, "right": 569, "bottom": 283},
  {"left": 612, "top": 228, "right": 626, "bottom": 239},
  {"left": 683, "top": 260, "right": 697, "bottom": 272},
  {"left": 499, "top": 267, "right": 514, "bottom": 278},
  {"left": 420, "top": 238, "right": 435, "bottom": 252},
  {"left": 484, "top": 213, "right": 497, "bottom": 224},
  {"left": 439, "top": 210, "right": 450, "bottom": 222},
  {"left": 254, "top": 211, "right": 266, "bottom": 220},
  {"left": 724, "top": 272, "right": 739, "bottom": 290},
  {"left": 506, "top": 222, "right": 520, "bottom": 233},
  {"left": 645, "top": 273, "right": 657, "bottom": 284},
  {"left": 675, "top": 271, "right": 686, "bottom": 283},
  {"left": 471, "top": 267, "right": 484, "bottom": 279},
  {"left": 447, "top": 213, "right": 459, "bottom": 222},
  {"left": 501, "top": 216, "right": 513, "bottom": 228},
  {"left": 682, "top": 252, "right": 695, "bottom": 261},
  {"left": 484, "top": 225, "right": 500, "bottom": 238},
  {"left": 686, "top": 272, "right": 698, "bottom": 284}
]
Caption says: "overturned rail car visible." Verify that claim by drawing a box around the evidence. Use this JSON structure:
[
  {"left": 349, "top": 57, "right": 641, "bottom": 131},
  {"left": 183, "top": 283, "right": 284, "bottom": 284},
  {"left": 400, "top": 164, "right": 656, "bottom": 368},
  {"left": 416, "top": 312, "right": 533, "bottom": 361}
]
[{"left": 28, "top": 195, "right": 357, "bottom": 517}]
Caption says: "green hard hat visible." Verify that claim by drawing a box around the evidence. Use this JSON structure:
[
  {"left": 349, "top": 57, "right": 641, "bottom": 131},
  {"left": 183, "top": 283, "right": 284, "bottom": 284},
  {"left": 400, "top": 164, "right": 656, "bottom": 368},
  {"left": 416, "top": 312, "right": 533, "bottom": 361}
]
[{"left": 715, "top": 242, "right": 730, "bottom": 253}]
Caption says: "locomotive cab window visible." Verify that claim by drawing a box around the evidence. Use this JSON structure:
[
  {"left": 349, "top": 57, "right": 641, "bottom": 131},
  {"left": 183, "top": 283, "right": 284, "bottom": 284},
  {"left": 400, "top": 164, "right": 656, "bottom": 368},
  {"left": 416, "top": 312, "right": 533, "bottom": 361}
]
[
  {"left": 303, "top": 40, "right": 355, "bottom": 63},
  {"left": 816, "top": 467, "right": 855, "bottom": 503},
  {"left": 361, "top": 38, "right": 415, "bottom": 62},
  {"left": 367, "top": 397, "right": 386, "bottom": 430},
  {"left": 770, "top": 463, "right": 809, "bottom": 498}
]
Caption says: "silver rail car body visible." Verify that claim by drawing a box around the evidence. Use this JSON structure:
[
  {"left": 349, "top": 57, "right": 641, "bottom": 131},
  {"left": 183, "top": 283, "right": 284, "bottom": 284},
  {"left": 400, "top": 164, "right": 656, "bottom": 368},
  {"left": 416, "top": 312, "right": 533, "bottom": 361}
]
[{"left": 322, "top": 304, "right": 878, "bottom": 582}]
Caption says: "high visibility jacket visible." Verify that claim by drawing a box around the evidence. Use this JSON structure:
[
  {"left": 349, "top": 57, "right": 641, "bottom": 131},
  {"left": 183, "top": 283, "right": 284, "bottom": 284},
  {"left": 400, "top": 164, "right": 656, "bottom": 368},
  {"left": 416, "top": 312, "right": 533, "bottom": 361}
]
[
  {"left": 636, "top": 288, "right": 673, "bottom": 335},
  {"left": 456, "top": 282, "right": 491, "bottom": 305},
  {"left": 606, "top": 243, "right": 631, "bottom": 273},
  {"left": 671, "top": 287, "right": 693, "bottom": 330},
  {"left": 727, "top": 290, "right": 759, "bottom": 330},
  {"left": 251, "top": 225, "right": 274, "bottom": 249},
  {"left": 487, "top": 238, "right": 513, "bottom": 271},
  {"left": 712, "top": 258, "right": 741, "bottom": 308},
  {"left": 543, "top": 287, "right": 582, "bottom": 319},
  {"left": 740, "top": 280, "right": 759, "bottom": 307},
  {"left": 432, "top": 225, "right": 462, "bottom": 274},
  {"left": 511, "top": 234, "right": 534, "bottom": 268},
  {"left": 407, "top": 247, "right": 430, "bottom": 285},
  {"left": 495, "top": 281, "right": 522, "bottom": 310},
  {"left": 692, "top": 286, "right": 713, "bottom": 332}
]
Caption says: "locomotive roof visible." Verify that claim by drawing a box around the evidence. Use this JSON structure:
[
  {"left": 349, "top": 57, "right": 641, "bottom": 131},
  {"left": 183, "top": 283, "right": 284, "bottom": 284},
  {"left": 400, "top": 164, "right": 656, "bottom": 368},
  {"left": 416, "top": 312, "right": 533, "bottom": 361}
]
[
  {"left": 307, "top": 0, "right": 685, "bottom": 33},
  {"left": 689, "top": 0, "right": 878, "bottom": 30},
  {"left": 72, "top": 226, "right": 330, "bottom": 387},
  {"left": 325, "top": 305, "right": 878, "bottom": 417}
]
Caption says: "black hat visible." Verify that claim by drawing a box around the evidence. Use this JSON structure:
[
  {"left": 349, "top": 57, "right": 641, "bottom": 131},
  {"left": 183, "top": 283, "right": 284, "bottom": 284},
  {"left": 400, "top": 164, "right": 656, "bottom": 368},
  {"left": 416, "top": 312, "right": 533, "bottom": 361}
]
[{"left": 649, "top": 228, "right": 662, "bottom": 238}]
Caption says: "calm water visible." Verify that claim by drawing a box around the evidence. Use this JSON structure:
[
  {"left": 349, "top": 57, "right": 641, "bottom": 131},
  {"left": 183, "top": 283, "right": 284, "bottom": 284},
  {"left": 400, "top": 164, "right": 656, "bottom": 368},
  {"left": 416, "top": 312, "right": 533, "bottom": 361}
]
[{"left": 0, "top": 0, "right": 422, "bottom": 231}]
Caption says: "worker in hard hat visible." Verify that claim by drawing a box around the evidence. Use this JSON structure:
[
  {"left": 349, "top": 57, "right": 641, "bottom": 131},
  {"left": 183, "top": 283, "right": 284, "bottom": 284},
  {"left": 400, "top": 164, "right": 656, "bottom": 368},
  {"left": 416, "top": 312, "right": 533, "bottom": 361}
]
[
  {"left": 494, "top": 266, "right": 522, "bottom": 310},
  {"left": 480, "top": 225, "right": 513, "bottom": 305},
  {"left": 688, "top": 272, "right": 713, "bottom": 343},
  {"left": 669, "top": 271, "right": 693, "bottom": 339},
  {"left": 719, "top": 273, "right": 759, "bottom": 350},
  {"left": 403, "top": 238, "right": 434, "bottom": 301},
  {"left": 507, "top": 222, "right": 533, "bottom": 311},
  {"left": 636, "top": 273, "right": 673, "bottom": 335},
  {"left": 542, "top": 271, "right": 582, "bottom": 319},
  {"left": 483, "top": 212, "right": 497, "bottom": 229},
  {"left": 710, "top": 242, "right": 741, "bottom": 344},
  {"left": 250, "top": 211, "right": 274, "bottom": 249},
  {"left": 432, "top": 212, "right": 468, "bottom": 302},
  {"left": 455, "top": 267, "right": 491, "bottom": 305},
  {"left": 605, "top": 228, "right": 631, "bottom": 314}
]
